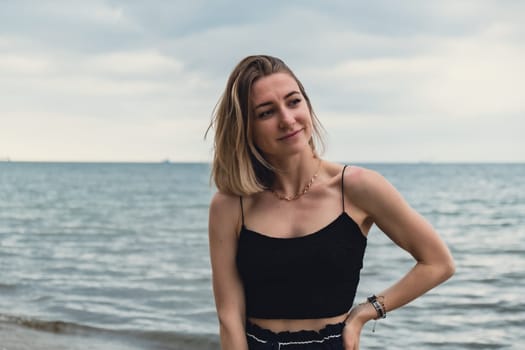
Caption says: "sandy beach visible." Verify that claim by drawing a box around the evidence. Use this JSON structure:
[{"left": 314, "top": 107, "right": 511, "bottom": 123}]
[
  {"left": 0, "top": 321, "right": 150, "bottom": 350},
  {"left": 0, "top": 319, "right": 220, "bottom": 350}
]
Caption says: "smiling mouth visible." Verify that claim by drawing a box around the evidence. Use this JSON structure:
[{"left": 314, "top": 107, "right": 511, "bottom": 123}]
[{"left": 278, "top": 129, "right": 303, "bottom": 141}]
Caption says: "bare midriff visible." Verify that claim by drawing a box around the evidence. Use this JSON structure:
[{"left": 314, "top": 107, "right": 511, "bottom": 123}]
[{"left": 248, "top": 312, "right": 348, "bottom": 333}]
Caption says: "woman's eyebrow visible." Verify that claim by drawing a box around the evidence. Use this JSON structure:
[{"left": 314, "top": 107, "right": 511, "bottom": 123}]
[{"left": 254, "top": 91, "right": 300, "bottom": 110}]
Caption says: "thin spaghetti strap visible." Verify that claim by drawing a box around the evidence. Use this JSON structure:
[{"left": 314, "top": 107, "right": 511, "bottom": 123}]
[
  {"left": 239, "top": 196, "right": 245, "bottom": 226},
  {"left": 341, "top": 165, "right": 348, "bottom": 212}
]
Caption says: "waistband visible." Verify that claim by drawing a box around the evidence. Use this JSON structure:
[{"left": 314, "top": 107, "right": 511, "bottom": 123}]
[{"left": 246, "top": 321, "right": 345, "bottom": 346}]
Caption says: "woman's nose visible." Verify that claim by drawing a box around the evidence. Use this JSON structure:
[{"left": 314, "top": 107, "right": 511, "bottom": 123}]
[{"left": 278, "top": 107, "right": 295, "bottom": 128}]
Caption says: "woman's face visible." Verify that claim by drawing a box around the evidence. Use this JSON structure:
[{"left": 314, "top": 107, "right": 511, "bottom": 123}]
[{"left": 249, "top": 73, "right": 313, "bottom": 160}]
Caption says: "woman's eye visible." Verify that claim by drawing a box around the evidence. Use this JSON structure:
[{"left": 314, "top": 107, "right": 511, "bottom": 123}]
[
  {"left": 289, "top": 98, "right": 302, "bottom": 106},
  {"left": 258, "top": 109, "right": 274, "bottom": 118}
]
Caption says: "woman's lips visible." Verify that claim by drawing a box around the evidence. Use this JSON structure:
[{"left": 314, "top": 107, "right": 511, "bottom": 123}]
[{"left": 277, "top": 129, "right": 303, "bottom": 141}]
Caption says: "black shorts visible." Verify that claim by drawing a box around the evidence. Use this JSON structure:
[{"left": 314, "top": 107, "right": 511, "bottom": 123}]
[{"left": 246, "top": 321, "right": 345, "bottom": 349}]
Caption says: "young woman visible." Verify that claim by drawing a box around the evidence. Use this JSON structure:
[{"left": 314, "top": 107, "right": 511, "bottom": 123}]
[{"left": 207, "top": 55, "right": 454, "bottom": 349}]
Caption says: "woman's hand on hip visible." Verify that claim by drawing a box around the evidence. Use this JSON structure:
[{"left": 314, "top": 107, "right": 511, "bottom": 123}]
[{"left": 342, "top": 302, "right": 376, "bottom": 349}]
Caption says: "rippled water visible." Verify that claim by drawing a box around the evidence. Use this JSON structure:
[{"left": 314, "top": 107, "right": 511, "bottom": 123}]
[
  {"left": 0, "top": 162, "right": 523, "bottom": 349},
  {"left": 358, "top": 164, "right": 525, "bottom": 349}
]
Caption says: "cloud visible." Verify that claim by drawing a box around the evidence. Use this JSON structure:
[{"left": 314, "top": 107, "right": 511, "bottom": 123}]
[
  {"left": 1, "top": 110, "right": 210, "bottom": 161},
  {"left": 302, "top": 21, "right": 525, "bottom": 119},
  {"left": 0, "top": 1, "right": 523, "bottom": 161},
  {"left": 85, "top": 50, "right": 184, "bottom": 75},
  {"left": 0, "top": 53, "right": 53, "bottom": 74}
]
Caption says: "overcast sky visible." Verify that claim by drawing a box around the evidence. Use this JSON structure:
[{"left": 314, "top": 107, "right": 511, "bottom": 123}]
[{"left": 1, "top": 0, "right": 523, "bottom": 162}]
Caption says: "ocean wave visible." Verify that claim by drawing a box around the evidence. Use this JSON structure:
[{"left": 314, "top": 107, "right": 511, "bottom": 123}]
[
  {"left": 0, "top": 283, "right": 17, "bottom": 290},
  {"left": 0, "top": 313, "right": 220, "bottom": 350},
  {"left": 0, "top": 313, "right": 101, "bottom": 334}
]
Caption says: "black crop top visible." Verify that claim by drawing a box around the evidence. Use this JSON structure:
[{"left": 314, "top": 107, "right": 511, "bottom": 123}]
[{"left": 236, "top": 165, "right": 367, "bottom": 319}]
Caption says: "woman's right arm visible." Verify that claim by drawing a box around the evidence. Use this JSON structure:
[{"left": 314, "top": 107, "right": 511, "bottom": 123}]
[{"left": 208, "top": 192, "right": 248, "bottom": 350}]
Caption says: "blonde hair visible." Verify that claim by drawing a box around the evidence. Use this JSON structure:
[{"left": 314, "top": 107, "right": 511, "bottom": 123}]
[{"left": 206, "top": 55, "right": 325, "bottom": 196}]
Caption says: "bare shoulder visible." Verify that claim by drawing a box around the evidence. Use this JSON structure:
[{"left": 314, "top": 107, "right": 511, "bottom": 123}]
[
  {"left": 320, "top": 162, "right": 388, "bottom": 194},
  {"left": 210, "top": 191, "right": 240, "bottom": 211},
  {"left": 209, "top": 191, "right": 242, "bottom": 237},
  {"left": 343, "top": 165, "right": 386, "bottom": 192},
  {"left": 343, "top": 166, "right": 403, "bottom": 216}
]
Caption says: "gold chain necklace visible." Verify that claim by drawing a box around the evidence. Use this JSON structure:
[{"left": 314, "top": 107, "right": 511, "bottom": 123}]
[{"left": 271, "top": 160, "right": 322, "bottom": 201}]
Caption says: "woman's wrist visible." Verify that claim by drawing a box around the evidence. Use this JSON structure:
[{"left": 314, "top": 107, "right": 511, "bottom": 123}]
[{"left": 344, "top": 301, "right": 377, "bottom": 326}]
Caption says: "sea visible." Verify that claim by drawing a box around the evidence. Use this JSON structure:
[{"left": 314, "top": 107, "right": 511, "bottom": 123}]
[{"left": 0, "top": 162, "right": 523, "bottom": 349}]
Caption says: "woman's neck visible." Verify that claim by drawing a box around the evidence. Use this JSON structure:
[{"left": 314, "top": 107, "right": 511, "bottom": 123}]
[{"left": 269, "top": 152, "right": 322, "bottom": 199}]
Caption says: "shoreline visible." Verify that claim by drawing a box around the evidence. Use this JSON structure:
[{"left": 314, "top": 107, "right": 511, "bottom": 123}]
[
  {"left": 0, "top": 322, "right": 150, "bottom": 350},
  {"left": 0, "top": 320, "right": 220, "bottom": 350}
]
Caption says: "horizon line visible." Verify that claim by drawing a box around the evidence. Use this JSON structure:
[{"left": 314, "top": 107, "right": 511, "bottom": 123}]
[{"left": 1, "top": 160, "right": 524, "bottom": 165}]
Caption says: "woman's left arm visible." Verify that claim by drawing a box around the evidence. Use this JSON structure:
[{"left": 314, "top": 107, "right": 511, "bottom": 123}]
[
  {"left": 352, "top": 166, "right": 455, "bottom": 312},
  {"left": 342, "top": 167, "right": 455, "bottom": 349}
]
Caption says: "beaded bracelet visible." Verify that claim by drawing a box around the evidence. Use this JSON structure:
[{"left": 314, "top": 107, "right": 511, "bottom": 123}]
[{"left": 366, "top": 294, "right": 386, "bottom": 333}]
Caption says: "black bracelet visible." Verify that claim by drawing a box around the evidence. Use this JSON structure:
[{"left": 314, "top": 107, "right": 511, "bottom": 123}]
[{"left": 367, "top": 294, "right": 386, "bottom": 319}]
